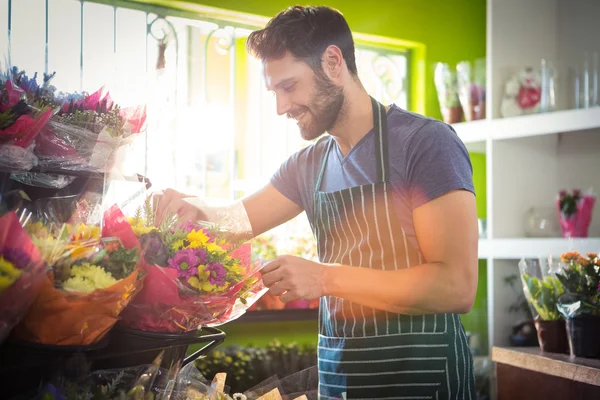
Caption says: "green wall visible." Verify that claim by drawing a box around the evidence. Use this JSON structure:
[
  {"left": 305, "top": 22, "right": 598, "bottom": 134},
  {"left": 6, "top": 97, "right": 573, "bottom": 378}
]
[{"left": 128, "top": 0, "right": 489, "bottom": 352}]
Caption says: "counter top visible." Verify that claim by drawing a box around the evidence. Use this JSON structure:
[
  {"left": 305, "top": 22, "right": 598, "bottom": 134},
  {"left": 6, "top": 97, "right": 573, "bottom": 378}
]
[{"left": 492, "top": 346, "right": 600, "bottom": 387}]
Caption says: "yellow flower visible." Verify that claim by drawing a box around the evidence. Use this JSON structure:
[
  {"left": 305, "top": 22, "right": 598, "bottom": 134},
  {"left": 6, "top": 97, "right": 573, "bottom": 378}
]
[
  {"left": 204, "top": 242, "right": 226, "bottom": 254},
  {"left": 127, "top": 218, "right": 156, "bottom": 236},
  {"left": 187, "top": 268, "right": 217, "bottom": 293},
  {"left": 132, "top": 225, "right": 156, "bottom": 236},
  {"left": 228, "top": 264, "right": 245, "bottom": 276},
  {"left": 197, "top": 265, "right": 210, "bottom": 280},
  {"left": 63, "top": 264, "right": 118, "bottom": 293},
  {"left": 0, "top": 256, "right": 22, "bottom": 294},
  {"left": 68, "top": 223, "right": 101, "bottom": 241},
  {"left": 26, "top": 221, "right": 53, "bottom": 239},
  {"left": 187, "top": 230, "right": 210, "bottom": 246},
  {"left": 172, "top": 239, "right": 186, "bottom": 252}
]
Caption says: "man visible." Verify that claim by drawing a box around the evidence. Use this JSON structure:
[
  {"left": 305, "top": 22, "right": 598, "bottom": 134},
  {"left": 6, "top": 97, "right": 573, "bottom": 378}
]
[{"left": 156, "top": 5, "right": 478, "bottom": 399}]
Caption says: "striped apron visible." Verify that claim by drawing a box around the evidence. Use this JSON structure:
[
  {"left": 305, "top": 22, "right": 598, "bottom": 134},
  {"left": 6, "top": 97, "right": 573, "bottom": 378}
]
[{"left": 312, "top": 98, "right": 476, "bottom": 400}]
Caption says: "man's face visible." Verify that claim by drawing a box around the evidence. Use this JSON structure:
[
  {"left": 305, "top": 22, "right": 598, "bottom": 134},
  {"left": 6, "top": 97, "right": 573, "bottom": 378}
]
[{"left": 263, "top": 52, "right": 344, "bottom": 141}]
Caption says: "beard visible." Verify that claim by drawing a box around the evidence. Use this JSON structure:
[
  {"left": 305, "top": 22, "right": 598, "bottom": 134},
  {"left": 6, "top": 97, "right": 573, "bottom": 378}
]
[{"left": 289, "top": 69, "right": 345, "bottom": 141}]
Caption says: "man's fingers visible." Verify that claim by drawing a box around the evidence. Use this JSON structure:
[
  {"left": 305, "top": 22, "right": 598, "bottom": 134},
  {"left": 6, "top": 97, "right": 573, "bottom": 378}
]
[
  {"left": 279, "top": 290, "right": 298, "bottom": 303},
  {"left": 260, "top": 259, "right": 281, "bottom": 274},
  {"left": 269, "top": 281, "right": 288, "bottom": 296},
  {"left": 261, "top": 266, "right": 283, "bottom": 287}
]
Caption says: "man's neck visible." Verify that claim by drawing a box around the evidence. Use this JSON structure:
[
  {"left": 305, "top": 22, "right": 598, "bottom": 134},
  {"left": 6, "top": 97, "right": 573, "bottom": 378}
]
[{"left": 328, "top": 87, "right": 380, "bottom": 157}]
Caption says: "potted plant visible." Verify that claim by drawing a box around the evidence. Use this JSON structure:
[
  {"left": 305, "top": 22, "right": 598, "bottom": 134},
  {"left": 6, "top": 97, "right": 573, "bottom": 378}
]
[
  {"left": 434, "top": 63, "right": 463, "bottom": 124},
  {"left": 518, "top": 258, "right": 567, "bottom": 353},
  {"left": 555, "top": 251, "right": 600, "bottom": 359},
  {"left": 557, "top": 189, "right": 596, "bottom": 238}
]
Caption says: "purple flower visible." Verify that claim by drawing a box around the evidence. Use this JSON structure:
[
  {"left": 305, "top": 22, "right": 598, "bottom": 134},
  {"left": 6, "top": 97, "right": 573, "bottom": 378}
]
[
  {"left": 140, "top": 231, "right": 168, "bottom": 266},
  {"left": 2, "top": 248, "right": 31, "bottom": 269},
  {"left": 169, "top": 249, "right": 201, "bottom": 279},
  {"left": 195, "top": 248, "right": 208, "bottom": 265},
  {"left": 206, "top": 262, "right": 227, "bottom": 286}
]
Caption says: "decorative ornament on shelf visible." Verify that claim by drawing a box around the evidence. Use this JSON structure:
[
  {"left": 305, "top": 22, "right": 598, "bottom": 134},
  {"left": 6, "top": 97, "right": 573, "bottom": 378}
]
[
  {"left": 557, "top": 188, "right": 596, "bottom": 238},
  {"left": 500, "top": 67, "right": 542, "bottom": 118}
]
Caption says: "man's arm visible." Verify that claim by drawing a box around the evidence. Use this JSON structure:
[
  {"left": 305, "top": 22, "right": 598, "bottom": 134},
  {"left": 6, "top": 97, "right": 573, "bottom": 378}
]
[
  {"left": 155, "top": 184, "right": 303, "bottom": 241},
  {"left": 242, "top": 183, "right": 304, "bottom": 237},
  {"left": 262, "top": 189, "right": 479, "bottom": 314}
]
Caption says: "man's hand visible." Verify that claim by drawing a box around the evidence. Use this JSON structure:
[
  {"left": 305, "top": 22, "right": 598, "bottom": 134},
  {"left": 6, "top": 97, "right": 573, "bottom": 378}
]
[
  {"left": 153, "top": 188, "right": 207, "bottom": 225},
  {"left": 261, "top": 255, "right": 327, "bottom": 303}
]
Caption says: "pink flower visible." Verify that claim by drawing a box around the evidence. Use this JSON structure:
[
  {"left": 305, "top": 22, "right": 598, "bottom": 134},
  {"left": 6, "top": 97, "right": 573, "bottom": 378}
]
[
  {"left": 206, "top": 262, "right": 227, "bottom": 286},
  {"left": 168, "top": 248, "right": 206, "bottom": 279}
]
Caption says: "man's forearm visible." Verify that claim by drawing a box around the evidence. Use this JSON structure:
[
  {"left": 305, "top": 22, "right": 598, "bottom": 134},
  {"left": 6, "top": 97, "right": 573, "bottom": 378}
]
[{"left": 323, "top": 262, "right": 476, "bottom": 315}]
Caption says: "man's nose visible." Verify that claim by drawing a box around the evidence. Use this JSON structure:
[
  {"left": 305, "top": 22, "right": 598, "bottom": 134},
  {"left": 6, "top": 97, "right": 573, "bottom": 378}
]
[{"left": 276, "top": 95, "right": 292, "bottom": 116}]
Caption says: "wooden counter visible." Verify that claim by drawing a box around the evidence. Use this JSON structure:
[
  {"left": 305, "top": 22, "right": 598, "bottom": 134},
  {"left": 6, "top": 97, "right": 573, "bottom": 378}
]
[{"left": 492, "top": 346, "right": 600, "bottom": 400}]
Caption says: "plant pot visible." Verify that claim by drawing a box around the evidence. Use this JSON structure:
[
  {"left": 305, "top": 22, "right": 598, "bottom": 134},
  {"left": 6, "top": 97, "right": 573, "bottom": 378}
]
[
  {"left": 566, "top": 316, "right": 600, "bottom": 359},
  {"left": 534, "top": 319, "right": 568, "bottom": 354},
  {"left": 442, "top": 105, "right": 464, "bottom": 124}
]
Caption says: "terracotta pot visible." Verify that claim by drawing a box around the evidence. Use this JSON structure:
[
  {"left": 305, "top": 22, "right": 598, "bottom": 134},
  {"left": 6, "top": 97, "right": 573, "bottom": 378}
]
[
  {"left": 464, "top": 101, "right": 486, "bottom": 121},
  {"left": 534, "top": 318, "right": 568, "bottom": 354},
  {"left": 442, "top": 106, "right": 463, "bottom": 124}
]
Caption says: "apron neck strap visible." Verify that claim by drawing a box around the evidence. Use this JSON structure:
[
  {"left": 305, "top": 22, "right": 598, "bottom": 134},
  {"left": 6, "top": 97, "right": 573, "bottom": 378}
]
[
  {"left": 314, "top": 97, "right": 390, "bottom": 193},
  {"left": 371, "top": 96, "right": 389, "bottom": 184}
]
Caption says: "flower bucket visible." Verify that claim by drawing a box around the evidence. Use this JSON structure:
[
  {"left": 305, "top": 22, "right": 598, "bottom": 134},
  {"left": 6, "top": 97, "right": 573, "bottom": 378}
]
[
  {"left": 566, "top": 316, "right": 600, "bottom": 359},
  {"left": 534, "top": 318, "right": 568, "bottom": 354}
]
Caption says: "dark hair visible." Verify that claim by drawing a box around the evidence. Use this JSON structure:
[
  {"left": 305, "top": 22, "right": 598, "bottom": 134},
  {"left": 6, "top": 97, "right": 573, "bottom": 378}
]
[{"left": 246, "top": 5, "right": 358, "bottom": 75}]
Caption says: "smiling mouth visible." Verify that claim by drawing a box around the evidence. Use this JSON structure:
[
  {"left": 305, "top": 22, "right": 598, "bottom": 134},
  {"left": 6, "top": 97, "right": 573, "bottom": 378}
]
[{"left": 294, "top": 111, "right": 307, "bottom": 125}]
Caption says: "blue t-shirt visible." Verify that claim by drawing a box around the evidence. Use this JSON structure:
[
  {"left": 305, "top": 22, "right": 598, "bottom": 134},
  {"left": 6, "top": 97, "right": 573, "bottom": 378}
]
[{"left": 270, "top": 104, "right": 475, "bottom": 251}]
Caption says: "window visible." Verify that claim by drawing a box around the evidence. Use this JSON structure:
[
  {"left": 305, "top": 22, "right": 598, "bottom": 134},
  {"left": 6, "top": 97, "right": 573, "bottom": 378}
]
[{"left": 2, "top": 0, "right": 409, "bottom": 246}]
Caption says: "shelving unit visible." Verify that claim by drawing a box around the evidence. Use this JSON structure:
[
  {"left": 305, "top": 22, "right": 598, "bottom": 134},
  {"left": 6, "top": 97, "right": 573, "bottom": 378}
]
[
  {"left": 478, "top": 237, "right": 600, "bottom": 260},
  {"left": 451, "top": 0, "right": 600, "bottom": 362}
]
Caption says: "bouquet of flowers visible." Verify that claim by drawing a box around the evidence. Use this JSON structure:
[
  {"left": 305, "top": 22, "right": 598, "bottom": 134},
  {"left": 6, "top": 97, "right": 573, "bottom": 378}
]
[
  {"left": 37, "top": 83, "right": 147, "bottom": 172},
  {"left": 557, "top": 189, "right": 596, "bottom": 238},
  {"left": 0, "top": 211, "right": 47, "bottom": 344},
  {"left": 0, "top": 67, "right": 53, "bottom": 170},
  {"left": 12, "top": 204, "right": 144, "bottom": 346},
  {"left": 119, "top": 197, "right": 267, "bottom": 333}
]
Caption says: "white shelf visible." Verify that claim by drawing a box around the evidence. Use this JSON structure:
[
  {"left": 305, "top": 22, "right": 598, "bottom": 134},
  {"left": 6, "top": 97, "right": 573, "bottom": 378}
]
[
  {"left": 453, "top": 107, "right": 600, "bottom": 144},
  {"left": 478, "top": 237, "right": 600, "bottom": 259},
  {"left": 452, "top": 119, "right": 489, "bottom": 144}
]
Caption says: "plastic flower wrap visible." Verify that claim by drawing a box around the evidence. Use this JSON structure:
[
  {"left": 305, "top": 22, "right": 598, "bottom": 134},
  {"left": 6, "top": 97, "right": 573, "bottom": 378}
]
[
  {"left": 119, "top": 197, "right": 267, "bottom": 333},
  {"left": 518, "top": 257, "right": 564, "bottom": 321},
  {"left": 36, "top": 84, "right": 147, "bottom": 172},
  {"left": 12, "top": 205, "right": 144, "bottom": 346},
  {"left": 0, "top": 211, "right": 47, "bottom": 344},
  {"left": 0, "top": 68, "right": 54, "bottom": 170}
]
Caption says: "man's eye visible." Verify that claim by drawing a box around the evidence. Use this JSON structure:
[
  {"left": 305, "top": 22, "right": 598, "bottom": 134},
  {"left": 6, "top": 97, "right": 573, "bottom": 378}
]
[{"left": 283, "top": 84, "right": 296, "bottom": 93}]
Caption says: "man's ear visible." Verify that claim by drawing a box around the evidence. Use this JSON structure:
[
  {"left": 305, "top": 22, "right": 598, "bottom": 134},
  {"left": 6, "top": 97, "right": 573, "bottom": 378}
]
[{"left": 321, "top": 45, "right": 344, "bottom": 80}]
